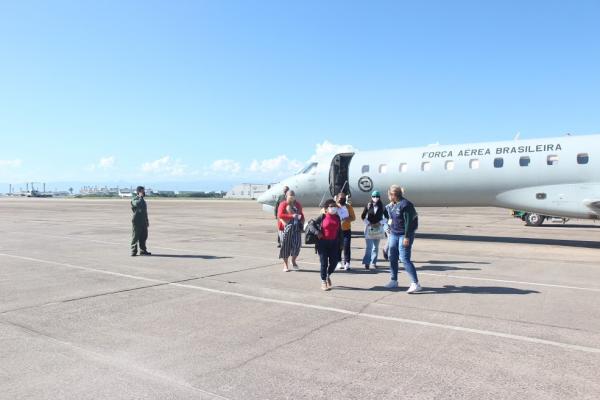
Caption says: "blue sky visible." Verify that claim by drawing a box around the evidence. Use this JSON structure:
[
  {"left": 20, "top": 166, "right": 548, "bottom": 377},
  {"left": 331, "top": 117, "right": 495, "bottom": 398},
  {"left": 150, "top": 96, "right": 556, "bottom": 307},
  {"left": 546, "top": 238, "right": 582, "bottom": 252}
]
[{"left": 1, "top": 0, "right": 599, "bottom": 190}]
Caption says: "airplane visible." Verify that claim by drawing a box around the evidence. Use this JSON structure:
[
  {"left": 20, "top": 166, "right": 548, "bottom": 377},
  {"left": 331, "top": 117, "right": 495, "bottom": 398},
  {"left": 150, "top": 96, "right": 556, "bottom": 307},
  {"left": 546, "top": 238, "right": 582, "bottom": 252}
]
[{"left": 257, "top": 133, "right": 600, "bottom": 221}]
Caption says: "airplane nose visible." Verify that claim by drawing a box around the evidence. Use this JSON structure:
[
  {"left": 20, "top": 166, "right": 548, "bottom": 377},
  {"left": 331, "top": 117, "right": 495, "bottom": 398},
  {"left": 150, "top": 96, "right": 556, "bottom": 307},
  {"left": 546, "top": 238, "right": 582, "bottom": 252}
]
[{"left": 257, "top": 185, "right": 279, "bottom": 205}]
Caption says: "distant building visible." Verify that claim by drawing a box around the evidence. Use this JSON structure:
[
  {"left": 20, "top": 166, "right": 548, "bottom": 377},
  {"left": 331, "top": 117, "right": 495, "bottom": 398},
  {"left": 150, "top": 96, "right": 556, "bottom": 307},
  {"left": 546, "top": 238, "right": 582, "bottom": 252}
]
[{"left": 225, "top": 183, "right": 274, "bottom": 200}]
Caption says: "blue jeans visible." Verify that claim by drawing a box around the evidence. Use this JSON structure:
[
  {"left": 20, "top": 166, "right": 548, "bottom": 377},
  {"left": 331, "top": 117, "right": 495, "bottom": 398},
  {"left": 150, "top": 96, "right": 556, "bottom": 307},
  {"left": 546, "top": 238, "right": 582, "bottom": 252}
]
[
  {"left": 388, "top": 233, "right": 418, "bottom": 283},
  {"left": 318, "top": 239, "right": 339, "bottom": 281},
  {"left": 362, "top": 239, "right": 380, "bottom": 266},
  {"left": 341, "top": 230, "right": 351, "bottom": 263}
]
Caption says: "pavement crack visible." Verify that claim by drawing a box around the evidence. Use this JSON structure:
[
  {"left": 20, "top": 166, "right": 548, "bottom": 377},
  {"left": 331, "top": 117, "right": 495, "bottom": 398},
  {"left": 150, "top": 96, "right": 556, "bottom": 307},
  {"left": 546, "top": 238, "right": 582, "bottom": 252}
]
[
  {"left": 198, "top": 262, "right": 280, "bottom": 279},
  {"left": 220, "top": 314, "right": 353, "bottom": 373}
]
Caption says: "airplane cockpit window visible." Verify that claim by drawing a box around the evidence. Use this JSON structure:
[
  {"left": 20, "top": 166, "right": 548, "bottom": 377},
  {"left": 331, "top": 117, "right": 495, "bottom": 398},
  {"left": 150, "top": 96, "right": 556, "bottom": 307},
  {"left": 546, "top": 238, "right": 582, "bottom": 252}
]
[
  {"left": 445, "top": 160, "right": 455, "bottom": 171},
  {"left": 494, "top": 158, "right": 504, "bottom": 168},
  {"left": 421, "top": 162, "right": 431, "bottom": 172},
  {"left": 577, "top": 153, "right": 589, "bottom": 164},
  {"left": 520, "top": 156, "right": 531, "bottom": 167},
  {"left": 469, "top": 159, "right": 480, "bottom": 169},
  {"left": 547, "top": 155, "right": 559, "bottom": 166},
  {"left": 399, "top": 163, "right": 408, "bottom": 173},
  {"left": 362, "top": 165, "right": 370, "bottom": 173},
  {"left": 297, "top": 162, "right": 318, "bottom": 174}
]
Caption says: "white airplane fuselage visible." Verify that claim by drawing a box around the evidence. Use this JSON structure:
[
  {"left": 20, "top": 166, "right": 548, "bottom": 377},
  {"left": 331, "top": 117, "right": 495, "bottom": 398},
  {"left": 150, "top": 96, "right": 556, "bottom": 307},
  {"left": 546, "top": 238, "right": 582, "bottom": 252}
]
[{"left": 258, "top": 134, "right": 600, "bottom": 219}]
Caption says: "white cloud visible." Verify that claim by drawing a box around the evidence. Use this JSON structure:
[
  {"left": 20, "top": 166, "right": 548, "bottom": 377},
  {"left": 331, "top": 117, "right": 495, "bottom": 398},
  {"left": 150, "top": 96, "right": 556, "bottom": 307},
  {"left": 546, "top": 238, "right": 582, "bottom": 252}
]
[
  {"left": 87, "top": 156, "right": 116, "bottom": 172},
  {"left": 0, "top": 159, "right": 22, "bottom": 168},
  {"left": 249, "top": 155, "right": 303, "bottom": 175},
  {"left": 210, "top": 159, "right": 241, "bottom": 174},
  {"left": 309, "top": 140, "right": 358, "bottom": 162},
  {"left": 141, "top": 156, "right": 187, "bottom": 176},
  {"left": 98, "top": 156, "right": 115, "bottom": 169}
]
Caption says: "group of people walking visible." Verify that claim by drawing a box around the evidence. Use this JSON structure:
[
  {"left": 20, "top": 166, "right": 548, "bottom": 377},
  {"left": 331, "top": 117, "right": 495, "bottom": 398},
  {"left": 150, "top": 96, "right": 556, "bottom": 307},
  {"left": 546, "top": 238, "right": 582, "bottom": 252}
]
[
  {"left": 275, "top": 185, "right": 422, "bottom": 293},
  {"left": 131, "top": 183, "right": 421, "bottom": 294}
]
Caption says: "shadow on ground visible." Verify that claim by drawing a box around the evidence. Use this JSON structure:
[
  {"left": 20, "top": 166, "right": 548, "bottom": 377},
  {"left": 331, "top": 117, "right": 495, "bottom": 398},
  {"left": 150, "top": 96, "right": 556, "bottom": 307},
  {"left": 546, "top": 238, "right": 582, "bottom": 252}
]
[
  {"left": 335, "top": 285, "right": 540, "bottom": 295},
  {"left": 149, "top": 254, "right": 233, "bottom": 260},
  {"left": 416, "top": 233, "right": 600, "bottom": 249}
]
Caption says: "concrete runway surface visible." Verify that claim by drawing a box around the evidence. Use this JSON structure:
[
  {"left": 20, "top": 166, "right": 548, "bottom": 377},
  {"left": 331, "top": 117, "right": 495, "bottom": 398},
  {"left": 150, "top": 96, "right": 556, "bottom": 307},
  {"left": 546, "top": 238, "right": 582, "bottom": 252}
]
[{"left": 1, "top": 198, "right": 599, "bottom": 400}]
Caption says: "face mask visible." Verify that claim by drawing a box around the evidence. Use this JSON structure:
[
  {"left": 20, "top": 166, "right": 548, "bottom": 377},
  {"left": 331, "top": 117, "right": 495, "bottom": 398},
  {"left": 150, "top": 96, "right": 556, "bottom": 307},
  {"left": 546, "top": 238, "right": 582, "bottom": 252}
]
[
  {"left": 328, "top": 207, "right": 338, "bottom": 215},
  {"left": 338, "top": 198, "right": 346, "bottom": 205}
]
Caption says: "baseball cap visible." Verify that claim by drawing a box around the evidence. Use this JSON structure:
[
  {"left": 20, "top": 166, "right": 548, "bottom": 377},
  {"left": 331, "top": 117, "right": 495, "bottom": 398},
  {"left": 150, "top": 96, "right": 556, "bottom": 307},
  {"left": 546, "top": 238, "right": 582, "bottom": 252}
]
[{"left": 371, "top": 191, "right": 380, "bottom": 197}]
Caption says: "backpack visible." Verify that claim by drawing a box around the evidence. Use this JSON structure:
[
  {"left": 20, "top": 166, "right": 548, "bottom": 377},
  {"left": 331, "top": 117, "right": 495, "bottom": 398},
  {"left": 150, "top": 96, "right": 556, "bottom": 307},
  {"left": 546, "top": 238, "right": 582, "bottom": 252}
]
[{"left": 304, "top": 217, "right": 322, "bottom": 245}]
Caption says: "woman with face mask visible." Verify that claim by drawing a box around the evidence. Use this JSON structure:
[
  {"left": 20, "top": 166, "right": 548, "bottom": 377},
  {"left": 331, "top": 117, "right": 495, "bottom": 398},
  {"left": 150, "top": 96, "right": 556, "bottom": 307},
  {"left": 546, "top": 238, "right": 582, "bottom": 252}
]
[
  {"left": 306, "top": 199, "right": 343, "bottom": 291},
  {"left": 361, "top": 191, "right": 389, "bottom": 269}
]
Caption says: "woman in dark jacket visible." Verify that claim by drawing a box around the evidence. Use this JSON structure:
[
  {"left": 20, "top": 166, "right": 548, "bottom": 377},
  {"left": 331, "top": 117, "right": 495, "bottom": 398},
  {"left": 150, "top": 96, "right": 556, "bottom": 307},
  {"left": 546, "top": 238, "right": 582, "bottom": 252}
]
[
  {"left": 360, "top": 190, "right": 389, "bottom": 269},
  {"left": 306, "top": 199, "right": 343, "bottom": 291}
]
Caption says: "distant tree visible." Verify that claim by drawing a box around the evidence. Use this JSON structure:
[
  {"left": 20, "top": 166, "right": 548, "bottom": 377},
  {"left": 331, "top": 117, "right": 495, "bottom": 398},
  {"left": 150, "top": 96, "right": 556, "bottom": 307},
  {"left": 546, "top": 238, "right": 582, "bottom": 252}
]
[{"left": 69, "top": 187, "right": 74, "bottom": 195}]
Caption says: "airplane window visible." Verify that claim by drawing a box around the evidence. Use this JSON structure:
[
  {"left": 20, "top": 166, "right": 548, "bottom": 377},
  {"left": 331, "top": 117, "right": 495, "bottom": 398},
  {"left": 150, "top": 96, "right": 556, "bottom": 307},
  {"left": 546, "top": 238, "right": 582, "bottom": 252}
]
[
  {"left": 520, "top": 156, "right": 530, "bottom": 167},
  {"left": 399, "top": 163, "right": 408, "bottom": 173},
  {"left": 445, "top": 160, "right": 455, "bottom": 171},
  {"left": 469, "top": 159, "right": 480, "bottom": 169},
  {"left": 577, "top": 153, "right": 589, "bottom": 164},
  {"left": 379, "top": 164, "right": 388, "bottom": 174},
  {"left": 362, "top": 165, "right": 370, "bottom": 173},
  {"left": 547, "top": 155, "right": 559, "bottom": 166},
  {"left": 494, "top": 158, "right": 504, "bottom": 168},
  {"left": 421, "top": 161, "right": 431, "bottom": 172}
]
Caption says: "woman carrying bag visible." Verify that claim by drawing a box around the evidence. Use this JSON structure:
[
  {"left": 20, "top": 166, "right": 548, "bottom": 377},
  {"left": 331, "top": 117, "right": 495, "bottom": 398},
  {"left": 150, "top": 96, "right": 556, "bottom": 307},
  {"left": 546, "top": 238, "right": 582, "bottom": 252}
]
[
  {"left": 360, "top": 191, "right": 389, "bottom": 270},
  {"left": 306, "top": 199, "right": 343, "bottom": 291},
  {"left": 278, "top": 190, "right": 304, "bottom": 272}
]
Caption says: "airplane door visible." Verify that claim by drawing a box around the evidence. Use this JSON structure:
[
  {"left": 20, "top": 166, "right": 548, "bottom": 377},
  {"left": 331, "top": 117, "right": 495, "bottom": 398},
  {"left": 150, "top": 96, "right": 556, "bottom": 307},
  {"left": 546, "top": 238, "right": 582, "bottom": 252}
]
[{"left": 329, "top": 153, "right": 355, "bottom": 196}]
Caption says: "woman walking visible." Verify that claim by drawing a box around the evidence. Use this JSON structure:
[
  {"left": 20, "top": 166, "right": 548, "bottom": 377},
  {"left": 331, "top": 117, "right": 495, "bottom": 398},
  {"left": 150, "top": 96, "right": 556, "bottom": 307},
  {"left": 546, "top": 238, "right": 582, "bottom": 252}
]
[
  {"left": 307, "top": 199, "right": 342, "bottom": 291},
  {"left": 277, "top": 190, "right": 304, "bottom": 271},
  {"left": 361, "top": 191, "right": 388, "bottom": 269}
]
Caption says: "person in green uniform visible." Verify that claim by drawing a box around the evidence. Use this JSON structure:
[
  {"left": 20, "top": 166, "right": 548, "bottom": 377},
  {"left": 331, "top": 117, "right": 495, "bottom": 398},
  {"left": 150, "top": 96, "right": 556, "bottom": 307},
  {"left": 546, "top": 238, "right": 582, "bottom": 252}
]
[{"left": 131, "top": 186, "right": 151, "bottom": 256}]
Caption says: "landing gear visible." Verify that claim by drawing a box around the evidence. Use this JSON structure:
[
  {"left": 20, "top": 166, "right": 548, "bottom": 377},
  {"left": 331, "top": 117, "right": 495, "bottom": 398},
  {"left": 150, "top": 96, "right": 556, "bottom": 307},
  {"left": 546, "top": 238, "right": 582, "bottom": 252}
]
[{"left": 524, "top": 213, "right": 545, "bottom": 226}]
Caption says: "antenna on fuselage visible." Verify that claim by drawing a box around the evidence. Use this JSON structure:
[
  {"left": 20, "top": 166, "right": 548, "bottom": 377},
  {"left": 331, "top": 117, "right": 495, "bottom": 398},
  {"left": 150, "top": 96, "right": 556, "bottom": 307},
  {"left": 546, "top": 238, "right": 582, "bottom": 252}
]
[{"left": 514, "top": 132, "right": 521, "bottom": 141}]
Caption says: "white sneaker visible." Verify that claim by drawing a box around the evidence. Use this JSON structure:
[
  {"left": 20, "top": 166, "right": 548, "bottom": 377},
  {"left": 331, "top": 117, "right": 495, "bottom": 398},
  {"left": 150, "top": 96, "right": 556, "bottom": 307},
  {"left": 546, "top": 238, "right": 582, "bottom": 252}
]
[
  {"left": 384, "top": 280, "right": 398, "bottom": 289},
  {"left": 344, "top": 262, "right": 351, "bottom": 270},
  {"left": 369, "top": 263, "right": 377, "bottom": 270},
  {"left": 407, "top": 283, "right": 422, "bottom": 294},
  {"left": 336, "top": 262, "right": 343, "bottom": 270},
  {"left": 292, "top": 264, "right": 300, "bottom": 271}
]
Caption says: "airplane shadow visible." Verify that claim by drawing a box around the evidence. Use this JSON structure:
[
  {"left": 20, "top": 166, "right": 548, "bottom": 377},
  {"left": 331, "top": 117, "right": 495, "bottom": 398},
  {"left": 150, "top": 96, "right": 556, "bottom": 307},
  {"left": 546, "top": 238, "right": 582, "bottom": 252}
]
[
  {"left": 150, "top": 254, "right": 233, "bottom": 260},
  {"left": 415, "top": 233, "right": 600, "bottom": 249},
  {"left": 335, "top": 285, "right": 540, "bottom": 295},
  {"left": 535, "top": 224, "right": 600, "bottom": 229}
]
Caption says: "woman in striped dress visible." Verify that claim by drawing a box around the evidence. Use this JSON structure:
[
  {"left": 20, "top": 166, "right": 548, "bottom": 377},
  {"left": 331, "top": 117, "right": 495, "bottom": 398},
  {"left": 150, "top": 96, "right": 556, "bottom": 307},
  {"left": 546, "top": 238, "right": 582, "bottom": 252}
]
[{"left": 277, "top": 191, "right": 304, "bottom": 271}]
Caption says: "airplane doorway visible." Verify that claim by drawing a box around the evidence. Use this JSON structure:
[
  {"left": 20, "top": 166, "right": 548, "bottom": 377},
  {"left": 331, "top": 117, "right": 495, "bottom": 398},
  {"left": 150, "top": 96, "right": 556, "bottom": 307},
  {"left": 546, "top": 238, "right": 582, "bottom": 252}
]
[{"left": 329, "top": 153, "right": 355, "bottom": 196}]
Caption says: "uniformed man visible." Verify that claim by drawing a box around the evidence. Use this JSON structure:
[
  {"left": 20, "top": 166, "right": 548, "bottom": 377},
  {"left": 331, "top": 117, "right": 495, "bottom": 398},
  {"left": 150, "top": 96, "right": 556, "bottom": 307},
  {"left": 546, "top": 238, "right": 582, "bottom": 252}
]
[{"left": 131, "top": 186, "right": 151, "bottom": 256}]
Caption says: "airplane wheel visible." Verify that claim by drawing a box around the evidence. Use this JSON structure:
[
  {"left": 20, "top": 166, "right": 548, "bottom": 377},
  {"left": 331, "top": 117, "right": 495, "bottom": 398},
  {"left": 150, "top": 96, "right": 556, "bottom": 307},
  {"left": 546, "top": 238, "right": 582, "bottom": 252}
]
[{"left": 525, "top": 213, "right": 545, "bottom": 226}]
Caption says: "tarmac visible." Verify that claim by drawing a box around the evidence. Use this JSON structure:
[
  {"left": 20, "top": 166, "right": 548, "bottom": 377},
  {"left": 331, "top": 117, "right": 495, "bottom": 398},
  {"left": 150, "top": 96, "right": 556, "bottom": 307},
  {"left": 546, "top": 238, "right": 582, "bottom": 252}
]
[{"left": 1, "top": 198, "right": 599, "bottom": 400}]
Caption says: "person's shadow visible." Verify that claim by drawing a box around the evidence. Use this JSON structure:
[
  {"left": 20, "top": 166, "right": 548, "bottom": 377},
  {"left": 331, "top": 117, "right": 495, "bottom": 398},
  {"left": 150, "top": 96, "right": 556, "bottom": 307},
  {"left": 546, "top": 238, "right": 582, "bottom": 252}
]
[
  {"left": 335, "top": 285, "right": 540, "bottom": 295},
  {"left": 150, "top": 254, "right": 232, "bottom": 260}
]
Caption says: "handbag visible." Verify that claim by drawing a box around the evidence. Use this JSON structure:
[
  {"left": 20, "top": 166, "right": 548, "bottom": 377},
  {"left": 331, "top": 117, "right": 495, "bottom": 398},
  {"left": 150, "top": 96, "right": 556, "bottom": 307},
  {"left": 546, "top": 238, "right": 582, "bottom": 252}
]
[{"left": 365, "top": 223, "right": 385, "bottom": 240}]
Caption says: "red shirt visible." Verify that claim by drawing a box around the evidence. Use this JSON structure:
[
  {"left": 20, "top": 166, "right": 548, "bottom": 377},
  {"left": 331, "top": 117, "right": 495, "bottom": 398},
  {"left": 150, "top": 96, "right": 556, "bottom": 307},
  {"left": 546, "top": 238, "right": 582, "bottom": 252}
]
[
  {"left": 277, "top": 201, "right": 304, "bottom": 231},
  {"left": 321, "top": 213, "right": 340, "bottom": 240}
]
